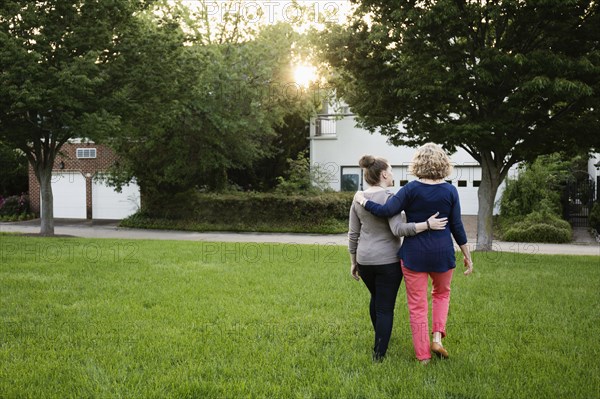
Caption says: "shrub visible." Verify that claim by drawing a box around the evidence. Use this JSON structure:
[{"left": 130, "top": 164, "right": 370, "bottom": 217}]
[
  {"left": 590, "top": 202, "right": 600, "bottom": 232},
  {"left": 275, "top": 150, "right": 332, "bottom": 194},
  {"left": 503, "top": 224, "right": 572, "bottom": 243},
  {"left": 502, "top": 210, "right": 572, "bottom": 243},
  {"left": 500, "top": 154, "right": 571, "bottom": 219},
  {"left": 0, "top": 213, "right": 35, "bottom": 222},
  {"left": 0, "top": 194, "right": 29, "bottom": 216}
]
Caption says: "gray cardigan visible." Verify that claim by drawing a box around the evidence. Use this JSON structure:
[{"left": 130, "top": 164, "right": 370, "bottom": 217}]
[{"left": 348, "top": 188, "right": 417, "bottom": 265}]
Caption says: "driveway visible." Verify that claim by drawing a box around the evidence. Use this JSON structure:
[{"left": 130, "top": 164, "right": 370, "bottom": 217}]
[{"left": 1, "top": 218, "right": 598, "bottom": 256}]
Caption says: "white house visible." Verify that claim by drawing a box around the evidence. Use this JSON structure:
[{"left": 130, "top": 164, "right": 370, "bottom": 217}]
[{"left": 309, "top": 102, "right": 517, "bottom": 216}]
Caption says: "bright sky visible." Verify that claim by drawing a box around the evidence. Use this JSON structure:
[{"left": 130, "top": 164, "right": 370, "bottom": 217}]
[
  {"left": 172, "top": 1, "right": 354, "bottom": 86},
  {"left": 293, "top": 64, "right": 318, "bottom": 87}
]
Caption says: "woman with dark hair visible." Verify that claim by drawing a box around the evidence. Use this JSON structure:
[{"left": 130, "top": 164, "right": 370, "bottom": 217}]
[
  {"left": 349, "top": 154, "right": 447, "bottom": 361},
  {"left": 354, "top": 144, "right": 473, "bottom": 364}
]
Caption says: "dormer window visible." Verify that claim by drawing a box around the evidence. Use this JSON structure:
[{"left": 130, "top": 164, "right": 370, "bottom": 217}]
[{"left": 76, "top": 148, "right": 96, "bottom": 159}]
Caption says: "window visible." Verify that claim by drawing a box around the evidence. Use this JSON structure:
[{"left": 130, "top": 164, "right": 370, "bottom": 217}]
[
  {"left": 400, "top": 180, "right": 409, "bottom": 186},
  {"left": 76, "top": 148, "right": 96, "bottom": 159},
  {"left": 473, "top": 180, "right": 481, "bottom": 187},
  {"left": 341, "top": 174, "right": 359, "bottom": 191},
  {"left": 445, "top": 180, "right": 452, "bottom": 184},
  {"left": 458, "top": 180, "right": 467, "bottom": 187}
]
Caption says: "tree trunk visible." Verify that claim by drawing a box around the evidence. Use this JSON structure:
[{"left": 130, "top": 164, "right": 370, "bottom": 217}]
[
  {"left": 39, "top": 166, "right": 54, "bottom": 236},
  {"left": 476, "top": 154, "right": 502, "bottom": 251}
]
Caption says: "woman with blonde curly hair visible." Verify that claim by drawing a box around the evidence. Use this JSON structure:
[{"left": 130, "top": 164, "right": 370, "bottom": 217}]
[{"left": 354, "top": 143, "right": 473, "bottom": 364}]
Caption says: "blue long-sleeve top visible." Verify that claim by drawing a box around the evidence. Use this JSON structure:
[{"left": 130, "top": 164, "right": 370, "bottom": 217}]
[{"left": 364, "top": 180, "right": 468, "bottom": 272}]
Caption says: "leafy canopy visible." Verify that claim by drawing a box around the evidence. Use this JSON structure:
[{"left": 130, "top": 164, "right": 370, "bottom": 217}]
[
  {"left": 322, "top": 0, "right": 600, "bottom": 168},
  {"left": 0, "top": 0, "right": 149, "bottom": 160}
]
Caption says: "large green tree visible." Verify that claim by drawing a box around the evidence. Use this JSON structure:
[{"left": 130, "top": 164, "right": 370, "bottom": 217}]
[
  {"left": 105, "top": 5, "right": 321, "bottom": 208},
  {"left": 321, "top": 0, "right": 600, "bottom": 250},
  {"left": 0, "top": 0, "right": 151, "bottom": 235}
]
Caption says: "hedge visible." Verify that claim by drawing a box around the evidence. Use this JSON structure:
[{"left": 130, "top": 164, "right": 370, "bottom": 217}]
[{"left": 127, "top": 191, "right": 355, "bottom": 231}]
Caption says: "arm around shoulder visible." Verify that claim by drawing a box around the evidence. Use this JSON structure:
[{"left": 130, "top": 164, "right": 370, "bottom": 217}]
[
  {"left": 388, "top": 212, "right": 417, "bottom": 237},
  {"left": 366, "top": 188, "right": 407, "bottom": 217}
]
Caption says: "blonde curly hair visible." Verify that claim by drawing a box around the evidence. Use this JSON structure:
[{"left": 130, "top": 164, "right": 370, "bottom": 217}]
[{"left": 409, "top": 143, "right": 453, "bottom": 180}]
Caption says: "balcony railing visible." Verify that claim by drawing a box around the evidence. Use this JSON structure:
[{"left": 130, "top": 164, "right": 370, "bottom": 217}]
[
  {"left": 314, "top": 112, "right": 355, "bottom": 137},
  {"left": 315, "top": 115, "right": 337, "bottom": 137}
]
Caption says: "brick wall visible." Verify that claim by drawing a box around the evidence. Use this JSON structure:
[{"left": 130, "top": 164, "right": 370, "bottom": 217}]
[{"left": 29, "top": 142, "right": 121, "bottom": 218}]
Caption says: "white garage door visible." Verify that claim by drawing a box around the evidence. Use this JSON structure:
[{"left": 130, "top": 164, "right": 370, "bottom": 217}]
[
  {"left": 49, "top": 172, "right": 87, "bottom": 219},
  {"left": 92, "top": 176, "right": 140, "bottom": 220}
]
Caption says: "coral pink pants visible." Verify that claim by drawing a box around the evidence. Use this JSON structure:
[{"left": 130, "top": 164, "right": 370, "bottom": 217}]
[{"left": 401, "top": 263, "right": 454, "bottom": 360}]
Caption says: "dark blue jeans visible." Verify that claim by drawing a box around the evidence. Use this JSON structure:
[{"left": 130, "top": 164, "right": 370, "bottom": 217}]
[{"left": 357, "top": 262, "right": 403, "bottom": 360}]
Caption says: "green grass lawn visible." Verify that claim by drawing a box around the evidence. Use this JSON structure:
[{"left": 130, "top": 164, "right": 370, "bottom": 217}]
[{"left": 1, "top": 235, "right": 599, "bottom": 398}]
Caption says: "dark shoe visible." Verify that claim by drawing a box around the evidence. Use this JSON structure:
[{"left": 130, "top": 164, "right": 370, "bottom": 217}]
[{"left": 431, "top": 342, "right": 449, "bottom": 359}]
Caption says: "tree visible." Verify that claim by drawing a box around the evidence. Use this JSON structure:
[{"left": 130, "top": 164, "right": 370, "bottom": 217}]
[
  {"left": 227, "top": 113, "right": 311, "bottom": 191},
  {"left": 105, "top": 4, "right": 321, "bottom": 208},
  {"left": 320, "top": 0, "right": 600, "bottom": 250},
  {"left": 0, "top": 0, "right": 150, "bottom": 235}
]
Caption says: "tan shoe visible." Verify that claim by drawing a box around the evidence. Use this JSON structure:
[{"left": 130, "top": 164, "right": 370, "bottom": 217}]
[{"left": 431, "top": 342, "right": 449, "bottom": 359}]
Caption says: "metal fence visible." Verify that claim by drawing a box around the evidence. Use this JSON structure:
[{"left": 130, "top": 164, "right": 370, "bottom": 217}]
[{"left": 564, "top": 178, "right": 597, "bottom": 227}]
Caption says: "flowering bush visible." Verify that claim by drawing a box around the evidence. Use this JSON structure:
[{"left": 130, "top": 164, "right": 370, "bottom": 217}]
[{"left": 0, "top": 193, "right": 30, "bottom": 216}]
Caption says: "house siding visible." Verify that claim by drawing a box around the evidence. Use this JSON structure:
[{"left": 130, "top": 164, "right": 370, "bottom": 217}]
[{"left": 309, "top": 108, "right": 518, "bottom": 216}]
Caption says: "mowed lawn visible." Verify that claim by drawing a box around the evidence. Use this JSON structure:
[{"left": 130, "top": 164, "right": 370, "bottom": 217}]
[{"left": 0, "top": 234, "right": 599, "bottom": 398}]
